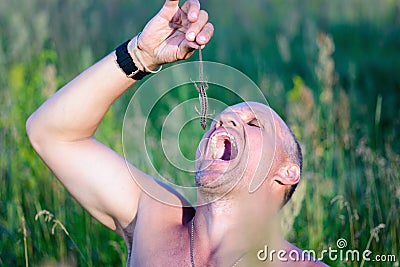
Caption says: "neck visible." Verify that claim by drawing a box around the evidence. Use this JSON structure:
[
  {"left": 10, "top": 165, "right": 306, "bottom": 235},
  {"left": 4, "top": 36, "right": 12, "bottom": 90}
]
[{"left": 192, "top": 192, "right": 280, "bottom": 265}]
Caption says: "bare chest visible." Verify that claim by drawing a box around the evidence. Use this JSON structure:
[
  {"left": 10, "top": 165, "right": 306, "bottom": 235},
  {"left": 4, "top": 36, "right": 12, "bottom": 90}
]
[{"left": 128, "top": 223, "right": 192, "bottom": 267}]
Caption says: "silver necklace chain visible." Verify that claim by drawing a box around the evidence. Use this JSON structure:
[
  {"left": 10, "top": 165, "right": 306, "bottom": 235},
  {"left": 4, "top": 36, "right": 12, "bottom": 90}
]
[
  {"left": 190, "top": 219, "right": 245, "bottom": 267},
  {"left": 190, "top": 219, "right": 195, "bottom": 267}
]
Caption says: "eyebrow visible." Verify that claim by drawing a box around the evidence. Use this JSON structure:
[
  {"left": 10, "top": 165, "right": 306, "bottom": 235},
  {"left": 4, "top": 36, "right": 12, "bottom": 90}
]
[
  {"left": 241, "top": 105, "right": 267, "bottom": 117},
  {"left": 231, "top": 107, "right": 265, "bottom": 125}
]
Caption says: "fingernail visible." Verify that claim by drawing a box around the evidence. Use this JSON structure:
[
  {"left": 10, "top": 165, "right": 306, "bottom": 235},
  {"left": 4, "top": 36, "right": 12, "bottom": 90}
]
[
  {"left": 199, "top": 36, "right": 206, "bottom": 43},
  {"left": 188, "top": 32, "right": 196, "bottom": 40},
  {"left": 190, "top": 12, "right": 198, "bottom": 19}
]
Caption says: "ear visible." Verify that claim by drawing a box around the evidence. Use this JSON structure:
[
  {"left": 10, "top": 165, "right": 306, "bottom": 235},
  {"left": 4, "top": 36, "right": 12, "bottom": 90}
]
[{"left": 274, "top": 163, "right": 300, "bottom": 185}]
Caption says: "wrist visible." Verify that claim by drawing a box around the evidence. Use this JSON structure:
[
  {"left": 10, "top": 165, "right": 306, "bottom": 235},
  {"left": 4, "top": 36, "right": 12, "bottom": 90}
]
[
  {"left": 115, "top": 40, "right": 147, "bottom": 80},
  {"left": 128, "top": 35, "right": 160, "bottom": 72}
]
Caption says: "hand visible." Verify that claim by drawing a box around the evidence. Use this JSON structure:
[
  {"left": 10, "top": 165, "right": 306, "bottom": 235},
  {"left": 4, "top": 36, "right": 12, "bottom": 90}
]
[{"left": 130, "top": 0, "right": 214, "bottom": 70}]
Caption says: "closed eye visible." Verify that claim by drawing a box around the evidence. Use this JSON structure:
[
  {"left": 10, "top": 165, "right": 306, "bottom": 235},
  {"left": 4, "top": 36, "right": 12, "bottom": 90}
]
[{"left": 247, "top": 119, "right": 260, "bottom": 128}]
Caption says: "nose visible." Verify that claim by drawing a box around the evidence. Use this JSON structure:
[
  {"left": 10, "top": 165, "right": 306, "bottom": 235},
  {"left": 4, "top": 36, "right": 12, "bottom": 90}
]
[{"left": 214, "top": 111, "right": 240, "bottom": 129}]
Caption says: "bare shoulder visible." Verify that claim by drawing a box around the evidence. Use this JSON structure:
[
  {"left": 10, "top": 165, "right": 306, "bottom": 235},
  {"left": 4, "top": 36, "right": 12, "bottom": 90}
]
[{"left": 136, "top": 176, "right": 195, "bottom": 225}]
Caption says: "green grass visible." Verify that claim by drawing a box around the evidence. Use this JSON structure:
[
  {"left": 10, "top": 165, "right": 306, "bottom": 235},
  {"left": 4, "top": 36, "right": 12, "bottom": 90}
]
[{"left": 1, "top": 0, "right": 399, "bottom": 266}]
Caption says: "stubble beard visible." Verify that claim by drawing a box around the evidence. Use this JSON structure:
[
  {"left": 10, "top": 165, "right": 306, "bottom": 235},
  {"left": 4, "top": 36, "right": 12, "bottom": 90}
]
[{"left": 194, "top": 156, "right": 249, "bottom": 204}]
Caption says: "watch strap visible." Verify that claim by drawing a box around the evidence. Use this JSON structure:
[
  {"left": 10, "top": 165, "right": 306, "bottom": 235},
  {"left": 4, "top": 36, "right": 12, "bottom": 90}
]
[{"left": 115, "top": 40, "right": 147, "bottom": 80}]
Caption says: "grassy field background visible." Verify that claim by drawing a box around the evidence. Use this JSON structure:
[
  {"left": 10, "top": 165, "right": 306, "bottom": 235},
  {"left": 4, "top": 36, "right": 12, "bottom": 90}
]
[{"left": 0, "top": 0, "right": 399, "bottom": 266}]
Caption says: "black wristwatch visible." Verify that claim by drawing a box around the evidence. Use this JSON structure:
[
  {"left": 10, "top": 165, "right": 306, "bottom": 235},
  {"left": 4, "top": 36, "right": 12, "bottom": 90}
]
[{"left": 115, "top": 40, "right": 147, "bottom": 80}]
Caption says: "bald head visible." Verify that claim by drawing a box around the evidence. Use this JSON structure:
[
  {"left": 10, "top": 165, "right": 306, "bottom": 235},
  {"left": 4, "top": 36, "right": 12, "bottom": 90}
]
[{"left": 195, "top": 102, "right": 302, "bottom": 206}]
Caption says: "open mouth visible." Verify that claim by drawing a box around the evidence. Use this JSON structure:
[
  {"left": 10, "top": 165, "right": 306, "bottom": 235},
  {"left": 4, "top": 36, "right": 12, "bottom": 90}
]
[{"left": 210, "top": 132, "right": 239, "bottom": 161}]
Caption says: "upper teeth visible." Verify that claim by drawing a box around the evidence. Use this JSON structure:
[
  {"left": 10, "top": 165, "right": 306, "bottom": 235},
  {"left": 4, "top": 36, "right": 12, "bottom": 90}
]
[{"left": 210, "top": 132, "right": 237, "bottom": 160}]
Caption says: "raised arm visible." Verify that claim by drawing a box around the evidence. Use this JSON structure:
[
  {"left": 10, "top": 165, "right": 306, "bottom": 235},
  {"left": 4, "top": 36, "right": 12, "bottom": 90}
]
[{"left": 26, "top": 0, "right": 213, "bottom": 230}]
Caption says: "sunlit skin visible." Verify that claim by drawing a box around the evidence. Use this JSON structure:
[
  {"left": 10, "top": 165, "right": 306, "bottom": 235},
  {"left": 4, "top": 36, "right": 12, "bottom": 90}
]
[
  {"left": 26, "top": 0, "right": 327, "bottom": 266},
  {"left": 195, "top": 103, "right": 275, "bottom": 198}
]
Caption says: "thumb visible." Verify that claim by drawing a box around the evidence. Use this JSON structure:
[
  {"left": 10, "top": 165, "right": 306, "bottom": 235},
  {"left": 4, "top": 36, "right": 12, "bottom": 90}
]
[
  {"left": 164, "top": 0, "right": 179, "bottom": 7},
  {"left": 158, "top": 0, "right": 180, "bottom": 20}
]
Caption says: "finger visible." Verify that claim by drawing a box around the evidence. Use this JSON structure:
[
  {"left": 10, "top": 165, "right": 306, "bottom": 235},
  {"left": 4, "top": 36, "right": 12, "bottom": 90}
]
[
  {"left": 158, "top": 0, "right": 180, "bottom": 20},
  {"left": 178, "top": 40, "right": 197, "bottom": 60},
  {"left": 164, "top": 0, "right": 180, "bottom": 9},
  {"left": 185, "top": 10, "right": 208, "bottom": 42},
  {"left": 195, "top": 22, "right": 214, "bottom": 45},
  {"left": 181, "top": 0, "right": 201, "bottom": 23},
  {"left": 179, "top": 27, "right": 212, "bottom": 58}
]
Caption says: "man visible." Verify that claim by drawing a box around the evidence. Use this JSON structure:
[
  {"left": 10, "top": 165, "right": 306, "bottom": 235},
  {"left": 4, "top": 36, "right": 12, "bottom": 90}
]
[{"left": 27, "top": 0, "right": 327, "bottom": 266}]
